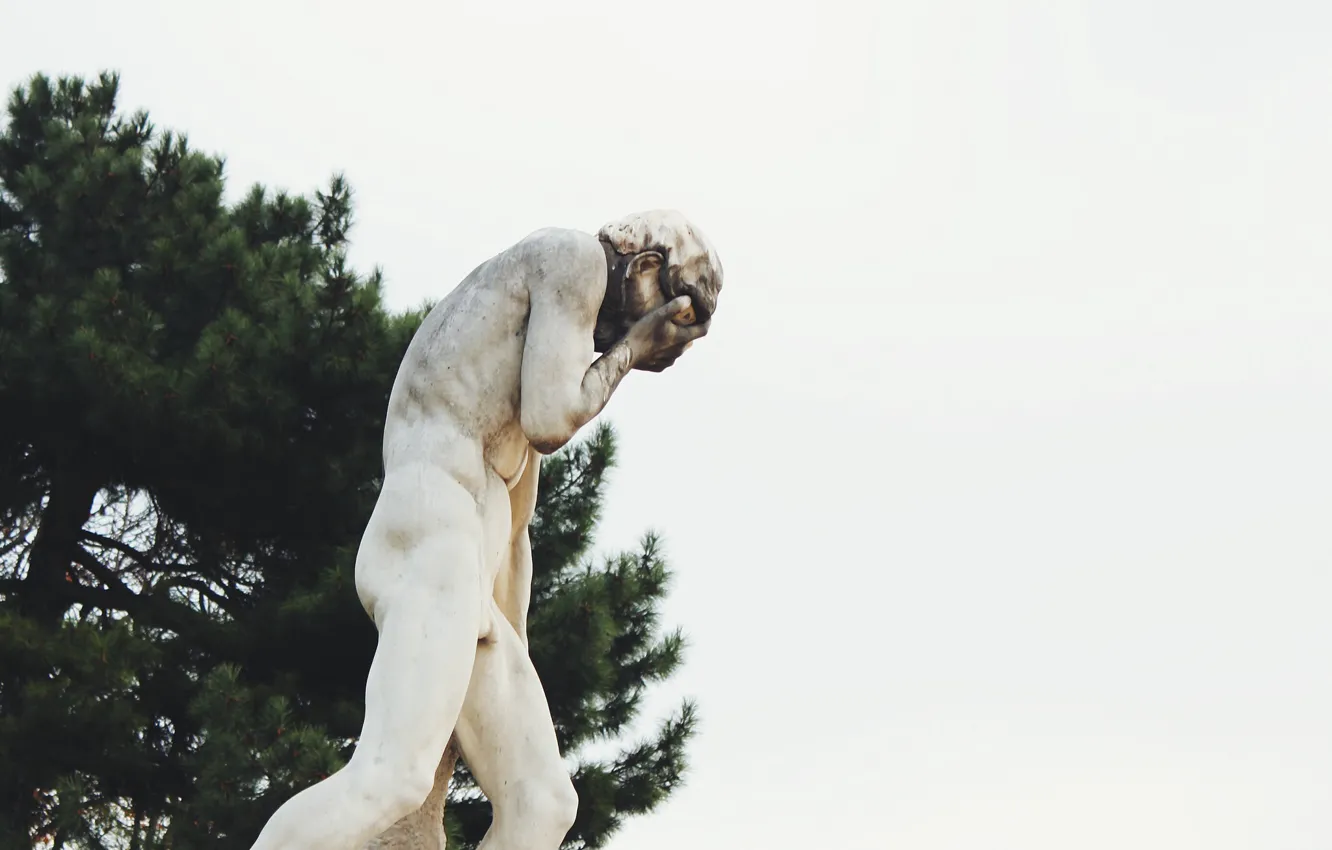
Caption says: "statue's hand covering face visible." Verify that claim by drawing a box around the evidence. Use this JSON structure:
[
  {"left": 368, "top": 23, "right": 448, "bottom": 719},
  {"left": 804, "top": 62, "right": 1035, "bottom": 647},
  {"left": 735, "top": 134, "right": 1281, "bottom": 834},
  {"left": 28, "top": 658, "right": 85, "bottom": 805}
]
[{"left": 594, "top": 210, "right": 724, "bottom": 358}]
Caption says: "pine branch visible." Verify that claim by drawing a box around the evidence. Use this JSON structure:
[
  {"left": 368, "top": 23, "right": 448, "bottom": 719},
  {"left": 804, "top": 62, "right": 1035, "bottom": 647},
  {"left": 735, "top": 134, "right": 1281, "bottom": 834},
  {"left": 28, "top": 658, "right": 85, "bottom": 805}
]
[
  {"left": 156, "top": 576, "right": 232, "bottom": 614},
  {"left": 0, "top": 524, "right": 34, "bottom": 562},
  {"left": 81, "top": 530, "right": 158, "bottom": 571},
  {"left": 70, "top": 547, "right": 147, "bottom": 610},
  {"left": 66, "top": 548, "right": 192, "bottom": 637}
]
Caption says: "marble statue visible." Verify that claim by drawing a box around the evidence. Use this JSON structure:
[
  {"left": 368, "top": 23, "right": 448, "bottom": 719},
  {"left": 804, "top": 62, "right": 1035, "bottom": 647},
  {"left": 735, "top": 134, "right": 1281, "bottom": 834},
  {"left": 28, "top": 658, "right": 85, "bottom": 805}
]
[{"left": 249, "top": 211, "right": 723, "bottom": 850}]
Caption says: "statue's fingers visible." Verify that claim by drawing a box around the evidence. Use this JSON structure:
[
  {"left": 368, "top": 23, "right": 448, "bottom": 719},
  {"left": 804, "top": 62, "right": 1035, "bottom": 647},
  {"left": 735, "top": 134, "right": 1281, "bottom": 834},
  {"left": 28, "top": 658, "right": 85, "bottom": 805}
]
[
  {"left": 665, "top": 295, "right": 694, "bottom": 324},
  {"left": 677, "top": 318, "right": 711, "bottom": 342}
]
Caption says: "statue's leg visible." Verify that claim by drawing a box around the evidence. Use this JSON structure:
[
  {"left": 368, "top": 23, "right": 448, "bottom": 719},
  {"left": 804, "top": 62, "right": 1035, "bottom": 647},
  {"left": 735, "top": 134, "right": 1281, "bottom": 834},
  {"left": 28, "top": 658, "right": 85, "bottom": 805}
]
[
  {"left": 250, "top": 532, "right": 483, "bottom": 850},
  {"left": 454, "top": 604, "right": 578, "bottom": 850},
  {"left": 361, "top": 741, "right": 458, "bottom": 850}
]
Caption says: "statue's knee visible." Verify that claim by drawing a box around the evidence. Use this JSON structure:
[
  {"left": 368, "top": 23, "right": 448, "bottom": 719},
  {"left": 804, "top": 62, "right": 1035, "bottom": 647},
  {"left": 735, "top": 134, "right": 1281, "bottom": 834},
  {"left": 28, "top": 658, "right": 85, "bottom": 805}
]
[
  {"left": 547, "top": 776, "right": 579, "bottom": 835},
  {"left": 498, "top": 775, "right": 578, "bottom": 842},
  {"left": 348, "top": 756, "right": 437, "bottom": 824}
]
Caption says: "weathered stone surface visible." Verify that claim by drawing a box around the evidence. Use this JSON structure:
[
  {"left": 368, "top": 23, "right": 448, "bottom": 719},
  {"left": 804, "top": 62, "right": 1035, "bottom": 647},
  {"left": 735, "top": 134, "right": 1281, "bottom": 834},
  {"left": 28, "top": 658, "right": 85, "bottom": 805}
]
[{"left": 249, "top": 213, "right": 722, "bottom": 850}]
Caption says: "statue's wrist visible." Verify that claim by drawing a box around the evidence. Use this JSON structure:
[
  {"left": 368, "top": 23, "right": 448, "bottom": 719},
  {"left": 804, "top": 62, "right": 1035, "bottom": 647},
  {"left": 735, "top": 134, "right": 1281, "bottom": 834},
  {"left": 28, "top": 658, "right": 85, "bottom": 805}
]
[{"left": 618, "top": 329, "right": 648, "bottom": 366}]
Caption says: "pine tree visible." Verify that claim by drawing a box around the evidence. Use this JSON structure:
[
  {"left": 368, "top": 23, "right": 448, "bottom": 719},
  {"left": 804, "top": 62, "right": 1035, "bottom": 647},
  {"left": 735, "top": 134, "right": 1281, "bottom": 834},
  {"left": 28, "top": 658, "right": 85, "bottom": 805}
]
[{"left": 0, "top": 71, "right": 695, "bottom": 849}]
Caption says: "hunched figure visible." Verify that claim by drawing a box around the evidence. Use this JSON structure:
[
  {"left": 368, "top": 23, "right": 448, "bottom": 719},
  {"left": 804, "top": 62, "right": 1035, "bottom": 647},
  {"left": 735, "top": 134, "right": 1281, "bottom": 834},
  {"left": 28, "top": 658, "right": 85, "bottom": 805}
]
[{"left": 249, "top": 210, "right": 723, "bottom": 850}]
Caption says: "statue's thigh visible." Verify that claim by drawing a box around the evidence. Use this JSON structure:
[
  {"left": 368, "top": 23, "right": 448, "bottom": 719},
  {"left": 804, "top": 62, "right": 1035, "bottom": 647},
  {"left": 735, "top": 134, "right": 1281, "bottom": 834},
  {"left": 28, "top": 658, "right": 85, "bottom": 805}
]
[
  {"left": 454, "top": 606, "right": 566, "bottom": 790},
  {"left": 356, "top": 532, "right": 487, "bottom": 760}
]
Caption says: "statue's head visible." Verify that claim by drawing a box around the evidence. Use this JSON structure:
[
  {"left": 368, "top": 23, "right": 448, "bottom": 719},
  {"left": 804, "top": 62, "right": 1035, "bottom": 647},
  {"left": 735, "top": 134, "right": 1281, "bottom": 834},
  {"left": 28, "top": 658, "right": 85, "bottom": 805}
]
[{"left": 593, "top": 210, "right": 724, "bottom": 354}]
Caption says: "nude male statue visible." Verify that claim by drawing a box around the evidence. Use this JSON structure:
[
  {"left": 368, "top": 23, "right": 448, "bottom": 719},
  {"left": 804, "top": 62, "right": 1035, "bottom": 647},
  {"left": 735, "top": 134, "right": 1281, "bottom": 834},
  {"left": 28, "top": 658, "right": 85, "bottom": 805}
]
[{"left": 249, "top": 210, "right": 723, "bottom": 850}]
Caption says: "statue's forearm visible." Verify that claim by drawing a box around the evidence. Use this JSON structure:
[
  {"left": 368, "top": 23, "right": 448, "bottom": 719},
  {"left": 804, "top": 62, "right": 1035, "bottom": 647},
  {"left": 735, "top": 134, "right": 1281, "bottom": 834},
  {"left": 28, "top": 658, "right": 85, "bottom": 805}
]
[
  {"left": 509, "top": 533, "right": 532, "bottom": 648},
  {"left": 523, "top": 334, "right": 638, "bottom": 455},
  {"left": 574, "top": 336, "right": 638, "bottom": 426}
]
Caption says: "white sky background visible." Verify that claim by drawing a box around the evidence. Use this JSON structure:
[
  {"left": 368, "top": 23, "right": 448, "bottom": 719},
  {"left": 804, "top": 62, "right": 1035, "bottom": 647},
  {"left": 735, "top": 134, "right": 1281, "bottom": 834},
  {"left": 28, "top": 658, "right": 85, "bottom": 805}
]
[{"left": 5, "top": 0, "right": 1332, "bottom": 847}]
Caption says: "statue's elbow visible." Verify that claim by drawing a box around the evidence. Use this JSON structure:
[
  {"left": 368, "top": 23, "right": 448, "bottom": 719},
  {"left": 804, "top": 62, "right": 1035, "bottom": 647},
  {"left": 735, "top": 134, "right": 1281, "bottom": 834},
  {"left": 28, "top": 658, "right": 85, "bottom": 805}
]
[
  {"left": 521, "top": 408, "right": 577, "bottom": 456},
  {"left": 527, "top": 434, "right": 568, "bottom": 456}
]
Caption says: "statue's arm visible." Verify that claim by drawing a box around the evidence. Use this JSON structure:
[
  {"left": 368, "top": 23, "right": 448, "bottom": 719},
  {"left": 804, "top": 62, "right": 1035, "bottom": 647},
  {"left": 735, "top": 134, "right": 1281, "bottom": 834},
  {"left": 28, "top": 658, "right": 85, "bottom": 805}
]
[
  {"left": 500, "top": 449, "right": 540, "bottom": 648},
  {"left": 518, "top": 230, "right": 642, "bottom": 455},
  {"left": 506, "top": 530, "right": 533, "bottom": 648}
]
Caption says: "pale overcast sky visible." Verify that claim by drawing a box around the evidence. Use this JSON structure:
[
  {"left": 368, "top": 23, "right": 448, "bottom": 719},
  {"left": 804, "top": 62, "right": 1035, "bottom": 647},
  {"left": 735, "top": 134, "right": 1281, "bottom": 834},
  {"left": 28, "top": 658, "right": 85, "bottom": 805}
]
[{"left": 6, "top": 1, "right": 1331, "bottom": 848}]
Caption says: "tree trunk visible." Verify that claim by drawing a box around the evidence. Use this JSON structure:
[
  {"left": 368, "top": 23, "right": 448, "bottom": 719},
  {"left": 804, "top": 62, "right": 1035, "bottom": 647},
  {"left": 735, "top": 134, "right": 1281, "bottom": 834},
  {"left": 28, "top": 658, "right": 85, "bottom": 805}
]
[
  {"left": 20, "top": 473, "right": 101, "bottom": 624},
  {"left": 1, "top": 474, "right": 101, "bottom": 848},
  {"left": 363, "top": 742, "right": 458, "bottom": 850}
]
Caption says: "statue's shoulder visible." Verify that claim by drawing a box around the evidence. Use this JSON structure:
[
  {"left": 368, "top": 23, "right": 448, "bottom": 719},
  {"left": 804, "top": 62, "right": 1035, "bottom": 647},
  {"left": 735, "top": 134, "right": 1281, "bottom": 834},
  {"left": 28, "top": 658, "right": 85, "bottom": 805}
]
[
  {"left": 514, "top": 226, "right": 602, "bottom": 260},
  {"left": 512, "top": 227, "right": 607, "bottom": 299}
]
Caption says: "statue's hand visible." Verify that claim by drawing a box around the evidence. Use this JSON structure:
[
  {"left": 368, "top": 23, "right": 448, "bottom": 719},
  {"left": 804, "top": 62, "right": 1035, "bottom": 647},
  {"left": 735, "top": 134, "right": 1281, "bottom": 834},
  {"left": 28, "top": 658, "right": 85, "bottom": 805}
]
[{"left": 625, "top": 295, "right": 710, "bottom": 371}]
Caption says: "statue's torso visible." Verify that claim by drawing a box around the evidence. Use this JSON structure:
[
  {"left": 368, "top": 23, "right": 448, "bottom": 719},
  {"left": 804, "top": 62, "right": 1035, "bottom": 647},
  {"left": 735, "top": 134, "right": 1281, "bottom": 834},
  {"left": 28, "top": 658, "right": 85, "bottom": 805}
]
[
  {"left": 384, "top": 239, "right": 545, "bottom": 495},
  {"left": 365, "top": 229, "right": 601, "bottom": 596}
]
